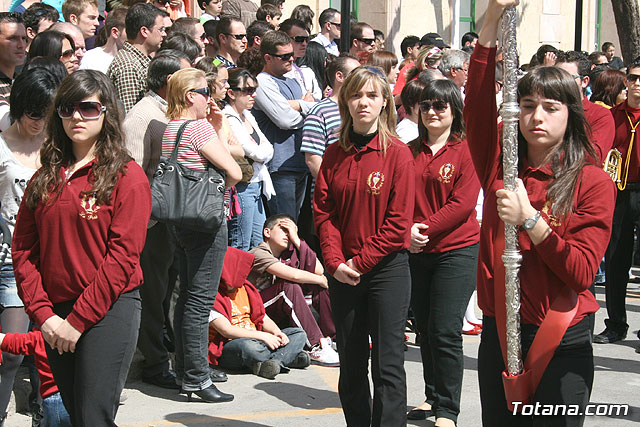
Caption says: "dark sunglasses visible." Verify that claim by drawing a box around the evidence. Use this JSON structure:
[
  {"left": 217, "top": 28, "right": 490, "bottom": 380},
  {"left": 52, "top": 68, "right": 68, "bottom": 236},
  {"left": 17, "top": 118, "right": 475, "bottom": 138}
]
[
  {"left": 270, "top": 51, "right": 294, "bottom": 61},
  {"left": 190, "top": 87, "right": 211, "bottom": 97},
  {"left": 357, "top": 37, "right": 376, "bottom": 45},
  {"left": 329, "top": 21, "right": 341, "bottom": 28},
  {"left": 230, "top": 86, "right": 257, "bottom": 95},
  {"left": 225, "top": 33, "right": 247, "bottom": 40},
  {"left": 627, "top": 73, "right": 640, "bottom": 83},
  {"left": 293, "top": 35, "right": 309, "bottom": 43},
  {"left": 419, "top": 100, "right": 448, "bottom": 113},
  {"left": 57, "top": 101, "right": 106, "bottom": 120},
  {"left": 24, "top": 111, "right": 46, "bottom": 120}
]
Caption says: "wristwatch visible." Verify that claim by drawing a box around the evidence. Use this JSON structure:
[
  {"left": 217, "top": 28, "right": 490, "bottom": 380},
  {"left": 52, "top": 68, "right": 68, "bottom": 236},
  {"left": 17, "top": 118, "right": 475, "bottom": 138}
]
[{"left": 521, "top": 210, "right": 541, "bottom": 231}]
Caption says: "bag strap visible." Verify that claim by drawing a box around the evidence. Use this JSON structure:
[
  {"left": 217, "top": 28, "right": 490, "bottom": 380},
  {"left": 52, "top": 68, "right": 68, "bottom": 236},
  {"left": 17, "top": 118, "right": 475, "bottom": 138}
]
[
  {"left": 169, "top": 120, "right": 195, "bottom": 162},
  {"left": 225, "top": 112, "right": 242, "bottom": 123},
  {"left": 493, "top": 225, "right": 578, "bottom": 406}
]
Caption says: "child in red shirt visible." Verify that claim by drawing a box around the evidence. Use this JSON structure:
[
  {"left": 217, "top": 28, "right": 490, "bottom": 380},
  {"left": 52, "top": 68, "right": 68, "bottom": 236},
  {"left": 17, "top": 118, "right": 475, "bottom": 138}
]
[
  {"left": 208, "top": 247, "right": 309, "bottom": 380},
  {"left": 314, "top": 65, "right": 415, "bottom": 427},
  {"left": 0, "top": 330, "right": 70, "bottom": 426}
]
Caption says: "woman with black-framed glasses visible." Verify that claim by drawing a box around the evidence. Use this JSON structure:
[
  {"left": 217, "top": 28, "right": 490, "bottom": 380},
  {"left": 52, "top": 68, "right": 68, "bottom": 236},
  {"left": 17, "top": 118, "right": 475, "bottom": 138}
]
[
  {"left": 12, "top": 70, "right": 150, "bottom": 426},
  {"left": 406, "top": 79, "right": 481, "bottom": 427},
  {"left": 223, "top": 68, "right": 274, "bottom": 250},
  {"left": 161, "top": 68, "right": 241, "bottom": 403}
]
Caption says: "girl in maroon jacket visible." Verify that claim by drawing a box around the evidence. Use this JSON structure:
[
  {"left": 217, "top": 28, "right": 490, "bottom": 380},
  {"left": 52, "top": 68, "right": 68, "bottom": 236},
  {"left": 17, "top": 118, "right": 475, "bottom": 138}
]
[
  {"left": 465, "top": 1, "right": 615, "bottom": 425},
  {"left": 12, "top": 70, "right": 152, "bottom": 427},
  {"left": 406, "top": 79, "right": 481, "bottom": 427},
  {"left": 314, "top": 66, "right": 415, "bottom": 427}
]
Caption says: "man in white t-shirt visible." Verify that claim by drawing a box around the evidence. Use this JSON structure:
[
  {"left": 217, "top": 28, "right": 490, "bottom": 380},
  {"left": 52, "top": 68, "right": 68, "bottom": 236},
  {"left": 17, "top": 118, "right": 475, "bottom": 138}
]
[{"left": 80, "top": 6, "right": 127, "bottom": 73}]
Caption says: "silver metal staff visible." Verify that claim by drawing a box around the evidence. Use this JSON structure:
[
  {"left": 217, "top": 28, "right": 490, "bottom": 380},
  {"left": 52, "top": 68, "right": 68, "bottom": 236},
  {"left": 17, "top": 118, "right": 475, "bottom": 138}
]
[{"left": 499, "top": 5, "right": 523, "bottom": 377}]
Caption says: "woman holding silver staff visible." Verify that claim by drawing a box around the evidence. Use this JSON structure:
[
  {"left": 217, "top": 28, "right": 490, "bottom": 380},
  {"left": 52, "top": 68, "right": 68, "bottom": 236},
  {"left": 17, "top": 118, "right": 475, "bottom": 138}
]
[{"left": 464, "top": 0, "right": 615, "bottom": 425}]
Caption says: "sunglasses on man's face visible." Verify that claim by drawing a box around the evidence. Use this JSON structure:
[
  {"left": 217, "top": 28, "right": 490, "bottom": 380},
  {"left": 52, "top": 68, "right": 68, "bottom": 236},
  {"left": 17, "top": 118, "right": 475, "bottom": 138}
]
[
  {"left": 225, "top": 33, "right": 247, "bottom": 40},
  {"left": 231, "top": 86, "right": 257, "bottom": 95},
  {"left": 419, "top": 100, "right": 448, "bottom": 113},
  {"left": 329, "top": 21, "right": 341, "bottom": 28},
  {"left": 627, "top": 74, "right": 640, "bottom": 83},
  {"left": 57, "top": 101, "right": 106, "bottom": 120},
  {"left": 357, "top": 38, "right": 376, "bottom": 45},
  {"left": 293, "top": 35, "right": 309, "bottom": 43},
  {"left": 270, "top": 51, "right": 294, "bottom": 61}
]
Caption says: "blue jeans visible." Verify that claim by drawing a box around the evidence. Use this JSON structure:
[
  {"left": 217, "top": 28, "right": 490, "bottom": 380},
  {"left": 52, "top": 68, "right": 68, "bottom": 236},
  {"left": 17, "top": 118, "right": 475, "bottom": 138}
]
[
  {"left": 41, "top": 392, "right": 71, "bottom": 427},
  {"left": 173, "top": 224, "right": 227, "bottom": 391},
  {"left": 594, "top": 257, "right": 605, "bottom": 284},
  {"left": 228, "top": 181, "right": 266, "bottom": 250},
  {"left": 217, "top": 327, "right": 307, "bottom": 370},
  {"left": 268, "top": 171, "right": 308, "bottom": 221},
  {"left": 0, "top": 264, "right": 24, "bottom": 308}
]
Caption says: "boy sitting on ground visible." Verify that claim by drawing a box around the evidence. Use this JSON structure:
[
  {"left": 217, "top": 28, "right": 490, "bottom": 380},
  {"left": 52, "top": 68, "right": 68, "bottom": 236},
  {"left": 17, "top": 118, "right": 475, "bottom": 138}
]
[
  {"left": 208, "top": 247, "right": 310, "bottom": 380},
  {"left": 248, "top": 214, "right": 339, "bottom": 367}
]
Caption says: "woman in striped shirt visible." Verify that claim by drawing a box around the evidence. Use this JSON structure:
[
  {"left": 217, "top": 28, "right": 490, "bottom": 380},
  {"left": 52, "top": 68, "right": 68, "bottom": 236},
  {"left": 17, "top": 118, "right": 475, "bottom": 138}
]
[{"left": 161, "top": 68, "right": 241, "bottom": 403}]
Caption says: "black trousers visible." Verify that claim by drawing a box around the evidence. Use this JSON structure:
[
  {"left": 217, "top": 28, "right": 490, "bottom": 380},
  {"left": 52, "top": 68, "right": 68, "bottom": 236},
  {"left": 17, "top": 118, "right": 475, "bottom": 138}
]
[
  {"left": 46, "top": 289, "right": 141, "bottom": 427},
  {"left": 478, "top": 314, "right": 594, "bottom": 427},
  {"left": 409, "top": 243, "right": 478, "bottom": 423},
  {"left": 604, "top": 184, "right": 640, "bottom": 334},
  {"left": 138, "top": 222, "right": 176, "bottom": 376},
  {"left": 329, "top": 251, "right": 410, "bottom": 427}
]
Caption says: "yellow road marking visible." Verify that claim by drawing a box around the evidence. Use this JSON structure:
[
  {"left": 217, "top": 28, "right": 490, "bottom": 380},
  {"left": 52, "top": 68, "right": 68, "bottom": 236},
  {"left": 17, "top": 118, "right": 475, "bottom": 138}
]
[
  {"left": 311, "top": 364, "right": 339, "bottom": 392},
  {"left": 123, "top": 407, "right": 344, "bottom": 426}
]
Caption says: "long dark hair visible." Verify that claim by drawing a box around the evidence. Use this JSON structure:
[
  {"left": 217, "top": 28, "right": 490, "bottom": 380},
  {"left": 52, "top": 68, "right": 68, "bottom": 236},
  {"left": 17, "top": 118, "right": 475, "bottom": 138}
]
[
  {"left": 409, "top": 79, "right": 465, "bottom": 156},
  {"left": 27, "top": 30, "right": 75, "bottom": 62},
  {"left": 26, "top": 70, "right": 131, "bottom": 209},
  {"left": 516, "top": 66, "right": 596, "bottom": 218},
  {"left": 9, "top": 68, "right": 61, "bottom": 123},
  {"left": 298, "top": 41, "right": 328, "bottom": 89},
  {"left": 224, "top": 67, "right": 256, "bottom": 105}
]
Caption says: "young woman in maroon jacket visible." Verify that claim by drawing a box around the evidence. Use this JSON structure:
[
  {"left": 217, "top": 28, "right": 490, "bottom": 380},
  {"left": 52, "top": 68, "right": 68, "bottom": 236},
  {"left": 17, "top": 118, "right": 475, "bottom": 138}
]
[
  {"left": 406, "top": 79, "right": 481, "bottom": 427},
  {"left": 465, "top": 1, "right": 616, "bottom": 425},
  {"left": 12, "top": 70, "right": 152, "bottom": 426},
  {"left": 314, "top": 66, "right": 415, "bottom": 427}
]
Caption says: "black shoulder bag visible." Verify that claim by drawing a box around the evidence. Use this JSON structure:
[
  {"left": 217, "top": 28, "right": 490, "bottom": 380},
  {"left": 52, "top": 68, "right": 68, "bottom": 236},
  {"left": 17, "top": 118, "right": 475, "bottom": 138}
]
[{"left": 150, "top": 120, "right": 226, "bottom": 232}]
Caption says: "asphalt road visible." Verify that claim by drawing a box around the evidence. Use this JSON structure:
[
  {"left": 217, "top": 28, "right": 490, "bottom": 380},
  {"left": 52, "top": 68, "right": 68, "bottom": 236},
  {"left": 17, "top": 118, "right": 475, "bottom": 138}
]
[{"left": 4, "top": 282, "right": 640, "bottom": 426}]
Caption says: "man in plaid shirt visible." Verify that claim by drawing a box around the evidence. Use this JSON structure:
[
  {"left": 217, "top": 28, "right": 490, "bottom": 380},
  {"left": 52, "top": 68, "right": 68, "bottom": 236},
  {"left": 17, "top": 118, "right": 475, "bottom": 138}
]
[{"left": 108, "top": 3, "right": 167, "bottom": 112}]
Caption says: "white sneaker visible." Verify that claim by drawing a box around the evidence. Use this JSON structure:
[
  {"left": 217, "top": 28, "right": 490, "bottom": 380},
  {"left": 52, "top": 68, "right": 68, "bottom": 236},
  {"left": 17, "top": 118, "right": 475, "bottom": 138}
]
[{"left": 309, "top": 337, "right": 340, "bottom": 367}]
